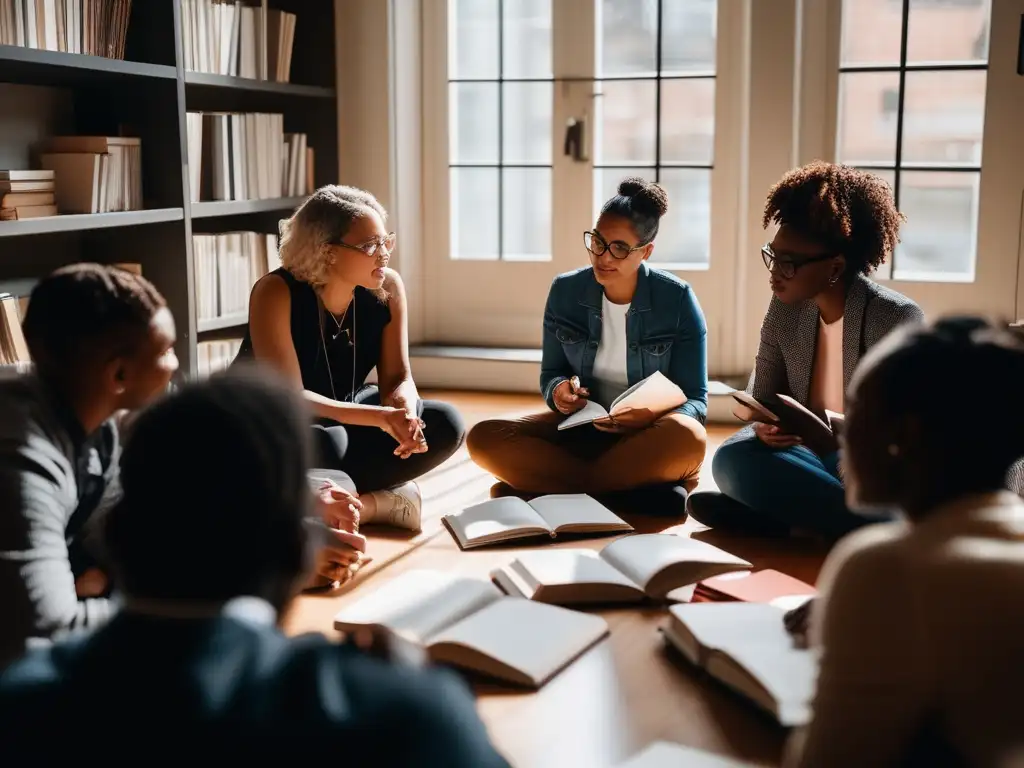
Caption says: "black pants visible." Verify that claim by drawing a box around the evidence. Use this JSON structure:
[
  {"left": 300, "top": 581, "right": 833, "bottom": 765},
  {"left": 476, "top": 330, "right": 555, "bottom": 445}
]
[{"left": 311, "top": 386, "right": 466, "bottom": 492}]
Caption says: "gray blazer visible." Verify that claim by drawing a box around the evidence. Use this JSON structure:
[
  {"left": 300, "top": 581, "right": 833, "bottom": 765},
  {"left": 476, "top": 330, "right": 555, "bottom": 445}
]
[{"left": 724, "top": 273, "right": 924, "bottom": 449}]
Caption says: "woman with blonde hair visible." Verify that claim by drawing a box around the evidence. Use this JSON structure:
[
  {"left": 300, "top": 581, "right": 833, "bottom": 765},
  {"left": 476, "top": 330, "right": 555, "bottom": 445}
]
[{"left": 236, "top": 185, "right": 466, "bottom": 532}]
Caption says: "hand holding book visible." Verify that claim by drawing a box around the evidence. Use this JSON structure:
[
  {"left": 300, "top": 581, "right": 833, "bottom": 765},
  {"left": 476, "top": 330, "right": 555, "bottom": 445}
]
[{"left": 732, "top": 391, "right": 840, "bottom": 456}]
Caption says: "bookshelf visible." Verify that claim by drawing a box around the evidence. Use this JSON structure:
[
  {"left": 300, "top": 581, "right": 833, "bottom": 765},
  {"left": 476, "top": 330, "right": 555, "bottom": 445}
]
[{"left": 0, "top": 0, "right": 338, "bottom": 376}]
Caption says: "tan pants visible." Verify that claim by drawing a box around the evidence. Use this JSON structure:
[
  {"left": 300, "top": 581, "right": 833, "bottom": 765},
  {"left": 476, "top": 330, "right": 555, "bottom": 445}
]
[{"left": 467, "top": 410, "right": 707, "bottom": 495}]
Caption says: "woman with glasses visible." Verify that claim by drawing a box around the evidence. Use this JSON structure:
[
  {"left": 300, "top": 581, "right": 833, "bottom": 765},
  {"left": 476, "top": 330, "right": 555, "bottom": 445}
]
[
  {"left": 236, "top": 185, "right": 466, "bottom": 532},
  {"left": 467, "top": 178, "right": 709, "bottom": 516},
  {"left": 687, "top": 161, "right": 924, "bottom": 540}
]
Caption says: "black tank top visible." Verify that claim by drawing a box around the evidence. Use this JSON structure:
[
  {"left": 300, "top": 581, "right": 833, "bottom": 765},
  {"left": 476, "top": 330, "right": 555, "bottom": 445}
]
[{"left": 235, "top": 268, "right": 391, "bottom": 401}]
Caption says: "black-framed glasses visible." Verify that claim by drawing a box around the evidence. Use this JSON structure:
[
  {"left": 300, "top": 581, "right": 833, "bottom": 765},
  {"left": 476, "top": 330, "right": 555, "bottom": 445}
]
[
  {"left": 335, "top": 232, "right": 396, "bottom": 258},
  {"left": 584, "top": 230, "right": 646, "bottom": 261},
  {"left": 761, "top": 244, "right": 834, "bottom": 280}
]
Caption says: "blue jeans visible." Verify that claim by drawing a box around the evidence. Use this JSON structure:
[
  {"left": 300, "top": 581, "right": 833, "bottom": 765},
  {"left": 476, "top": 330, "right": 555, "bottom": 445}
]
[{"left": 712, "top": 434, "right": 888, "bottom": 539}]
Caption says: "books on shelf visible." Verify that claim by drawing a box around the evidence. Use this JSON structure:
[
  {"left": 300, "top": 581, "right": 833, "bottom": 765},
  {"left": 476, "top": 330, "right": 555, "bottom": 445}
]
[
  {"left": 198, "top": 338, "right": 241, "bottom": 377},
  {"left": 615, "top": 741, "right": 752, "bottom": 768},
  {"left": 442, "top": 493, "right": 634, "bottom": 550},
  {"left": 662, "top": 603, "right": 816, "bottom": 728},
  {"left": 0, "top": 0, "right": 132, "bottom": 58},
  {"left": 181, "top": 1, "right": 296, "bottom": 82},
  {"left": 1, "top": 170, "right": 56, "bottom": 220},
  {"left": 39, "top": 136, "right": 143, "bottom": 213},
  {"left": 0, "top": 291, "right": 30, "bottom": 367},
  {"left": 186, "top": 111, "right": 313, "bottom": 202},
  {"left": 491, "top": 534, "right": 752, "bottom": 605},
  {"left": 333, "top": 569, "right": 610, "bottom": 688},
  {"left": 193, "top": 230, "right": 279, "bottom": 323}
]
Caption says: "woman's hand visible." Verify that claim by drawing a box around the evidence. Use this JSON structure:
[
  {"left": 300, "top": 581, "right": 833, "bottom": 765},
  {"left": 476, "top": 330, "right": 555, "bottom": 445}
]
[
  {"left": 377, "top": 407, "right": 428, "bottom": 458},
  {"left": 314, "top": 481, "right": 361, "bottom": 533},
  {"left": 753, "top": 421, "right": 802, "bottom": 449},
  {"left": 593, "top": 407, "right": 654, "bottom": 434},
  {"left": 308, "top": 527, "right": 370, "bottom": 589},
  {"left": 553, "top": 380, "right": 589, "bottom": 415}
]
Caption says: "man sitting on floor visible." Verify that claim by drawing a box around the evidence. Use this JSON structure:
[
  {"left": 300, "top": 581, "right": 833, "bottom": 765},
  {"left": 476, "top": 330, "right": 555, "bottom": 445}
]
[{"left": 0, "top": 369, "right": 511, "bottom": 766}]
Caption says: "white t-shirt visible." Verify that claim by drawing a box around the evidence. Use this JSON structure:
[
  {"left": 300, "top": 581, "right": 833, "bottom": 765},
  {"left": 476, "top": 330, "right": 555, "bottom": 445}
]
[
  {"left": 809, "top": 314, "right": 844, "bottom": 415},
  {"left": 593, "top": 293, "right": 630, "bottom": 408}
]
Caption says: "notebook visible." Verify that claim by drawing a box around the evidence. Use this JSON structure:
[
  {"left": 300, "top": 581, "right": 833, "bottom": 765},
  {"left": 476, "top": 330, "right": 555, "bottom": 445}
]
[
  {"left": 662, "top": 603, "right": 816, "bottom": 727},
  {"left": 332, "top": 569, "right": 609, "bottom": 688},
  {"left": 731, "top": 391, "right": 841, "bottom": 456},
  {"left": 491, "top": 533, "right": 751, "bottom": 605},
  {"left": 442, "top": 493, "right": 633, "bottom": 550},
  {"left": 559, "top": 370, "right": 686, "bottom": 430},
  {"left": 615, "top": 741, "right": 752, "bottom": 767},
  {"left": 694, "top": 569, "right": 816, "bottom": 611}
]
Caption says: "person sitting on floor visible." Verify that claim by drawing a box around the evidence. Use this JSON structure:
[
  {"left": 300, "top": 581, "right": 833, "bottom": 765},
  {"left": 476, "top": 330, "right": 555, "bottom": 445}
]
[
  {"left": 783, "top": 316, "right": 1024, "bottom": 768},
  {"left": 0, "top": 368, "right": 511, "bottom": 766},
  {"left": 467, "top": 177, "right": 708, "bottom": 516},
  {"left": 687, "top": 161, "right": 924, "bottom": 540},
  {"left": 238, "top": 185, "right": 466, "bottom": 533}
]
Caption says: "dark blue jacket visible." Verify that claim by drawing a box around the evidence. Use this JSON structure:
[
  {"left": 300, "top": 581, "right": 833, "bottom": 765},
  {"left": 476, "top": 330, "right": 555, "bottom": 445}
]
[{"left": 540, "top": 263, "right": 708, "bottom": 423}]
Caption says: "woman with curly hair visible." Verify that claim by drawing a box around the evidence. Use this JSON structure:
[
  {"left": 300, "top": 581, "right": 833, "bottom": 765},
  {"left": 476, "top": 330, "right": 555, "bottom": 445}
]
[
  {"left": 687, "top": 161, "right": 924, "bottom": 540},
  {"left": 235, "top": 185, "right": 466, "bottom": 532}
]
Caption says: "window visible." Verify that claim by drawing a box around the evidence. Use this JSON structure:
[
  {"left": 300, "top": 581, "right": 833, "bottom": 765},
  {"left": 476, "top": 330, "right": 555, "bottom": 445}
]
[
  {"left": 448, "top": 0, "right": 553, "bottom": 261},
  {"left": 594, "top": 0, "right": 717, "bottom": 267},
  {"left": 837, "top": 0, "right": 989, "bottom": 280}
]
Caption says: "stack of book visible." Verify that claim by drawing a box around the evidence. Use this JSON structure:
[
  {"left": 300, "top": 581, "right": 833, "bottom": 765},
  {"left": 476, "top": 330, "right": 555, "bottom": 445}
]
[
  {"left": 181, "top": 0, "right": 296, "bottom": 82},
  {"left": 197, "top": 338, "right": 242, "bottom": 377},
  {"left": 186, "top": 112, "right": 312, "bottom": 201},
  {"left": 193, "top": 231, "right": 280, "bottom": 325},
  {"left": 0, "top": 171, "right": 57, "bottom": 221},
  {"left": 0, "top": 291, "right": 30, "bottom": 368},
  {"left": 0, "top": 0, "right": 133, "bottom": 58},
  {"left": 39, "top": 136, "right": 143, "bottom": 214}
]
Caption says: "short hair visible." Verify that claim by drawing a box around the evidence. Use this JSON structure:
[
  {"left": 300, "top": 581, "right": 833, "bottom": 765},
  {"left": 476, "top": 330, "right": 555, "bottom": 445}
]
[
  {"left": 599, "top": 177, "right": 670, "bottom": 244},
  {"left": 105, "top": 365, "right": 314, "bottom": 606},
  {"left": 763, "top": 161, "right": 904, "bottom": 275},
  {"left": 279, "top": 185, "right": 388, "bottom": 289},
  {"left": 22, "top": 263, "right": 166, "bottom": 373},
  {"left": 860, "top": 316, "right": 1024, "bottom": 485}
]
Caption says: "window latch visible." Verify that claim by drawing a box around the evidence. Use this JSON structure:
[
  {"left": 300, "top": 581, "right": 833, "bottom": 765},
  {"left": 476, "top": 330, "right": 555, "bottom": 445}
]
[{"left": 564, "top": 117, "right": 587, "bottom": 162}]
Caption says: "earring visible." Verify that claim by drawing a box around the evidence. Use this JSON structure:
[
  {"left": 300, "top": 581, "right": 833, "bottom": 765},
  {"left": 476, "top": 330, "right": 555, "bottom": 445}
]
[
  {"left": 887, "top": 443, "right": 900, "bottom": 457},
  {"left": 829, "top": 275, "right": 840, "bottom": 285},
  {"left": 115, "top": 385, "right": 126, "bottom": 395}
]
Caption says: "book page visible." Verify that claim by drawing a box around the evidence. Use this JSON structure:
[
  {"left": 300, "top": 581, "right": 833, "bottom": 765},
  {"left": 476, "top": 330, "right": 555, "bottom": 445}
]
[
  {"left": 333, "top": 569, "right": 502, "bottom": 644},
  {"left": 557, "top": 398, "right": 610, "bottom": 431},
  {"left": 528, "top": 494, "right": 633, "bottom": 535},
  {"left": 731, "top": 391, "right": 780, "bottom": 423},
  {"left": 501, "top": 549, "right": 646, "bottom": 603},
  {"left": 610, "top": 370, "right": 686, "bottom": 417},
  {"left": 427, "top": 598, "right": 609, "bottom": 688},
  {"left": 616, "top": 742, "right": 750, "bottom": 768},
  {"left": 600, "top": 534, "right": 751, "bottom": 598},
  {"left": 444, "top": 497, "right": 553, "bottom": 548}
]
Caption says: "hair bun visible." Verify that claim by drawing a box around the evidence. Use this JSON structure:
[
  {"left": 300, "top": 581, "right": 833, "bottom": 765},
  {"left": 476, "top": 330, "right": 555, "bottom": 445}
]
[{"left": 617, "top": 177, "right": 669, "bottom": 218}]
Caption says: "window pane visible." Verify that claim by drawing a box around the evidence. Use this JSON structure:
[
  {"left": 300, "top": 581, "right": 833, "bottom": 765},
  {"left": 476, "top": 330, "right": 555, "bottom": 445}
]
[
  {"left": 450, "top": 0, "right": 498, "bottom": 79},
  {"left": 503, "top": 169, "right": 551, "bottom": 261},
  {"left": 837, "top": 71, "right": 900, "bottom": 166},
  {"left": 596, "top": 80, "right": 657, "bottom": 165},
  {"left": 653, "top": 168, "right": 711, "bottom": 265},
  {"left": 450, "top": 82, "right": 498, "bottom": 164},
  {"left": 503, "top": 82, "right": 553, "bottom": 164},
  {"left": 660, "top": 78, "right": 715, "bottom": 164},
  {"left": 660, "top": 0, "right": 717, "bottom": 74},
  {"left": 894, "top": 170, "right": 979, "bottom": 280},
  {"left": 907, "top": 0, "right": 990, "bottom": 64},
  {"left": 901, "top": 70, "right": 986, "bottom": 166},
  {"left": 451, "top": 168, "right": 499, "bottom": 260},
  {"left": 502, "top": 0, "right": 552, "bottom": 78},
  {"left": 840, "top": 0, "right": 903, "bottom": 66},
  {"left": 599, "top": 0, "right": 658, "bottom": 76},
  {"left": 593, "top": 167, "right": 656, "bottom": 222}
]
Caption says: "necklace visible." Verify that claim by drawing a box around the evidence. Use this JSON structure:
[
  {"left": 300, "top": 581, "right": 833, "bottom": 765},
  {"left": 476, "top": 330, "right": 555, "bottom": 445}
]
[
  {"left": 324, "top": 301, "right": 352, "bottom": 344},
  {"left": 317, "top": 293, "right": 357, "bottom": 403}
]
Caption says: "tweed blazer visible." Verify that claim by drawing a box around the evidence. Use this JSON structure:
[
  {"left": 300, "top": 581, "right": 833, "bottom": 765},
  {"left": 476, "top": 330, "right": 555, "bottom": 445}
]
[{"left": 724, "top": 274, "right": 924, "bottom": 448}]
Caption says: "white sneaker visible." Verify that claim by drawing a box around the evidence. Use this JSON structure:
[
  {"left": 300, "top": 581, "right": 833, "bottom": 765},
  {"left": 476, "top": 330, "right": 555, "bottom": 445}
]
[{"left": 369, "top": 481, "right": 423, "bottom": 532}]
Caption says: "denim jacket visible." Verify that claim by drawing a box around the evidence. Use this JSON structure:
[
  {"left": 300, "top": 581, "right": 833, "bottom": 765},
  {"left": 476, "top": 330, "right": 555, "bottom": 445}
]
[{"left": 540, "top": 263, "right": 708, "bottom": 424}]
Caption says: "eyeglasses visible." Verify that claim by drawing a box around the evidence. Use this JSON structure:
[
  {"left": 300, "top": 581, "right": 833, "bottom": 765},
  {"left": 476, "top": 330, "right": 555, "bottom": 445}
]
[
  {"left": 761, "top": 243, "right": 834, "bottom": 280},
  {"left": 584, "top": 230, "right": 646, "bottom": 261},
  {"left": 335, "top": 232, "right": 397, "bottom": 258}
]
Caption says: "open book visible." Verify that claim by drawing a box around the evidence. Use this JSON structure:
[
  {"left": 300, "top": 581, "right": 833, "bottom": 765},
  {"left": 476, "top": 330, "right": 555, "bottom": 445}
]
[
  {"left": 616, "top": 742, "right": 751, "bottom": 768},
  {"left": 492, "top": 534, "right": 751, "bottom": 605},
  {"left": 731, "top": 391, "right": 842, "bottom": 456},
  {"left": 662, "top": 603, "right": 816, "bottom": 727},
  {"left": 559, "top": 370, "right": 686, "bottom": 430},
  {"left": 442, "top": 493, "right": 633, "bottom": 550},
  {"left": 333, "top": 569, "right": 608, "bottom": 688}
]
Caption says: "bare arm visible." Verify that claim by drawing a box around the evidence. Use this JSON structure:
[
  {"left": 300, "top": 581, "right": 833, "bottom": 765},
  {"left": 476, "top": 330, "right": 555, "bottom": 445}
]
[
  {"left": 248, "top": 274, "right": 390, "bottom": 428},
  {"left": 376, "top": 270, "right": 420, "bottom": 413}
]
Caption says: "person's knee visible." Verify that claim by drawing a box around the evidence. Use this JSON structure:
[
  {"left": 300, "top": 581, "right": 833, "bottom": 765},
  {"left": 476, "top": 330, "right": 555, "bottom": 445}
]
[
  {"left": 421, "top": 401, "right": 467, "bottom": 457},
  {"left": 465, "top": 419, "right": 513, "bottom": 464},
  {"left": 655, "top": 413, "right": 708, "bottom": 459},
  {"left": 311, "top": 423, "right": 349, "bottom": 467},
  {"left": 711, "top": 436, "right": 761, "bottom": 496}
]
